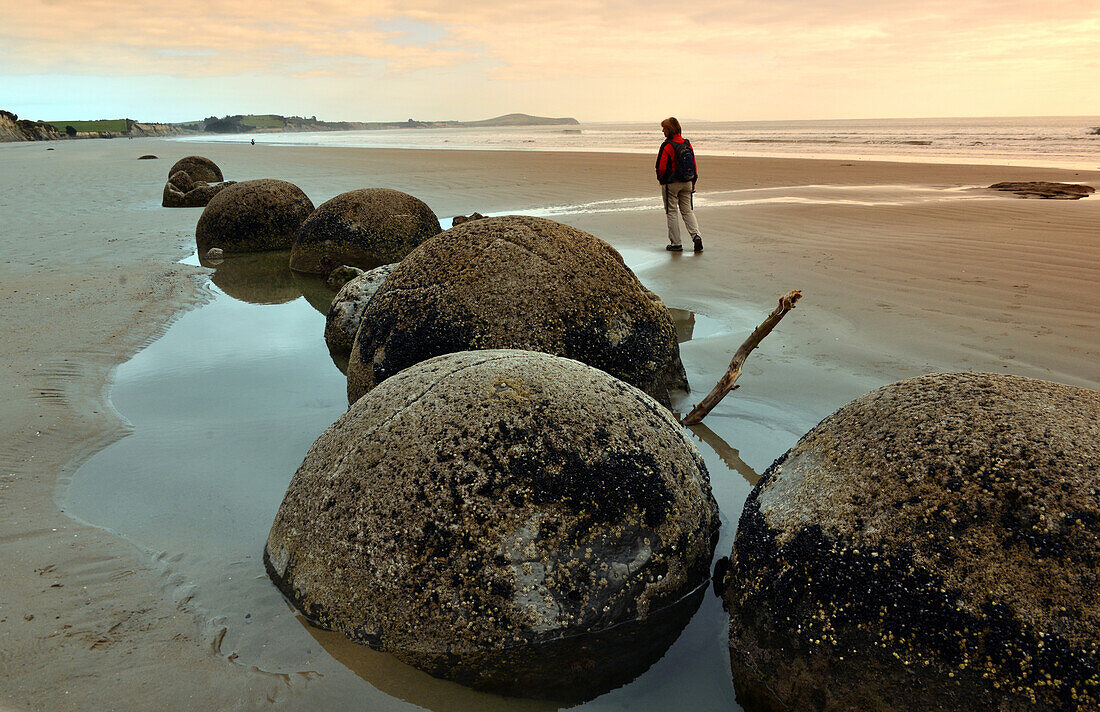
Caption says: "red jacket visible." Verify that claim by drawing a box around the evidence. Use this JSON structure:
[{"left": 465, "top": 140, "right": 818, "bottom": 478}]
[{"left": 656, "top": 134, "right": 697, "bottom": 184}]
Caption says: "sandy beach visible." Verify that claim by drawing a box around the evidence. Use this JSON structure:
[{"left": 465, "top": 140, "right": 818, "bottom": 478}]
[{"left": 1, "top": 138, "right": 1097, "bottom": 711}]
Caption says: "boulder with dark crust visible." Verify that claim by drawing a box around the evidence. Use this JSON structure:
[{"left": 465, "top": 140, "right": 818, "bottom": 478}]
[
  {"left": 346, "top": 215, "right": 688, "bottom": 407},
  {"left": 289, "top": 188, "right": 441, "bottom": 275},
  {"left": 721, "top": 372, "right": 1100, "bottom": 712},
  {"left": 266, "top": 349, "right": 719, "bottom": 699},
  {"left": 167, "top": 155, "right": 223, "bottom": 183},
  {"left": 195, "top": 179, "right": 314, "bottom": 254}
]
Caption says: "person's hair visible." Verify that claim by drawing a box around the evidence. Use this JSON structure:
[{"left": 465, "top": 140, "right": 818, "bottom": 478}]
[{"left": 661, "top": 117, "right": 682, "bottom": 134}]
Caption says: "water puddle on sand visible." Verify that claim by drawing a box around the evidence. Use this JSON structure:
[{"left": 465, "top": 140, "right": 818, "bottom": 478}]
[{"left": 61, "top": 249, "right": 808, "bottom": 710}]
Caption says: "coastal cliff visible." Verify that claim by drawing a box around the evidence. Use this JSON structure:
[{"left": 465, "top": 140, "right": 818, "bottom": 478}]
[
  {"left": 0, "top": 111, "right": 192, "bottom": 142},
  {"left": 0, "top": 110, "right": 64, "bottom": 141}
]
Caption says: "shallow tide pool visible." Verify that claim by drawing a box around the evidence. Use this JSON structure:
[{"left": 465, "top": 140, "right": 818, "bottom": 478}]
[{"left": 61, "top": 249, "right": 819, "bottom": 711}]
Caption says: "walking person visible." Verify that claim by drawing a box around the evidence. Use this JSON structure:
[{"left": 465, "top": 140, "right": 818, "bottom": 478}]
[{"left": 655, "top": 117, "right": 702, "bottom": 252}]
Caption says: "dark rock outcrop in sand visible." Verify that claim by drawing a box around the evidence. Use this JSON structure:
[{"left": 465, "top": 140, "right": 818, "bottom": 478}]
[
  {"left": 721, "top": 372, "right": 1100, "bottom": 712},
  {"left": 195, "top": 179, "right": 314, "bottom": 254},
  {"left": 989, "top": 181, "right": 1094, "bottom": 199},
  {"left": 265, "top": 349, "right": 719, "bottom": 699},
  {"left": 346, "top": 215, "right": 688, "bottom": 407},
  {"left": 289, "top": 188, "right": 441, "bottom": 275}
]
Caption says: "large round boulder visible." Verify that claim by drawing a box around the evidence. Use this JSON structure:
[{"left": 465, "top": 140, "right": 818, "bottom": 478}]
[
  {"left": 265, "top": 349, "right": 720, "bottom": 699},
  {"left": 168, "top": 155, "right": 223, "bottom": 183},
  {"left": 324, "top": 263, "right": 399, "bottom": 356},
  {"left": 289, "top": 188, "right": 441, "bottom": 275},
  {"left": 196, "top": 179, "right": 314, "bottom": 254},
  {"left": 721, "top": 372, "right": 1100, "bottom": 712},
  {"left": 346, "top": 215, "right": 688, "bottom": 407}
]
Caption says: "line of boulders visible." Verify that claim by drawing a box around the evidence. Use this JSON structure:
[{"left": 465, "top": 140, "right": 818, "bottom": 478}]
[{"left": 184, "top": 170, "right": 717, "bottom": 698}]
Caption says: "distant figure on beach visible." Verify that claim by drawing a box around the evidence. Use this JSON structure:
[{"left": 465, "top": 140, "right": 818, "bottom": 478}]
[
  {"left": 250, "top": 138, "right": 255, "bottom": 146},
  {"left": 656, "top": 117, "right": 701, "bottom": 253}
]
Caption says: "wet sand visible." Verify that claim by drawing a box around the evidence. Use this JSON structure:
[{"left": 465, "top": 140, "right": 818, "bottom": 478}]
[{"left": 0, "top": 138, "right": 1098, "bottom": 711}]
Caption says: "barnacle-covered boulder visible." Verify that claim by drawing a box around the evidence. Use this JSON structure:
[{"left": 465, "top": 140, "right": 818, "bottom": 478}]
[
  {"left": 167, "top": 155, "right": 223, "bottom": 183},
  {"left": 289, "top": 188, "right": 441, "bottom": 275},
  {"left": 346, "top": 215, "right": 688, "bottom": 407},
  {"left": 324, "top": 263, "right": 399, "bottom": 356},
  {"left": 265, "top": 349, "right": 720, "bottom": 699},
  {"left": 721, "top": 372, "right": 1100, "bottom": 712},
  {"left": 195, "top": 179, "right": 314, "bottom": 254}
]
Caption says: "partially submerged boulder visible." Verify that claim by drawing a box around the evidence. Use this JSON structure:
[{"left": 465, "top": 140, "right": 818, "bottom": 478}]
[
  {"left": 721, "top": 372, "right": 1100, "bottom": 712},
  {"left": 989, "top": 181, "right": 1094, "bottom": 199},
  {"left": 346, "top": 215, "right": 688, "bottom": 407},
  {"left": 324, "top": 263, "right": 398, "bottom": 356},
  {"left": 266, "top": 349, "right": 720, "bottom": 699},
  {"left": 168, "top": 155, "right": 223, "bottom": 183},
  {"left": 289, "top": 188, "right": 441, "bottom": 275},
  {"left": 196, "top": 179, "right": 314, "bottom": 254}
]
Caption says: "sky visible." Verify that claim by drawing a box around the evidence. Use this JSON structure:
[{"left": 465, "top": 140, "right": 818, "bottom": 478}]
[{"left": 1, "top": 0, "right": 1098, "bottom": 123}]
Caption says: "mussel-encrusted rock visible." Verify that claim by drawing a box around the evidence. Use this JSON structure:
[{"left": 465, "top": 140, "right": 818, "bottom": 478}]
[
  {"left": 721, "top": 372, "right": 1100, "bottom": 712},
  {"left": 289, "top": 188, "right": 441, "bottom": 274},
  {"left": 266, "top": 349, "right": 720, "bottom": 699},
  {"left": 346, "top": 215, "right": 688, "bottom": 407},
  {"left": 195, "top": 179, "right": 314, "bottom": 254}
]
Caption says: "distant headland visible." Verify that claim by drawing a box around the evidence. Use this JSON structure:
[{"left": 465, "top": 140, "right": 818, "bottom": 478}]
[{"left": 0, "top": 110, "right": 579, "bottom": 142}]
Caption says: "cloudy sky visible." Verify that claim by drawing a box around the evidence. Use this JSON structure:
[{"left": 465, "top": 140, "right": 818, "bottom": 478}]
[{"left": 2, "top": 0, "right": 1098, "bottom": 122}]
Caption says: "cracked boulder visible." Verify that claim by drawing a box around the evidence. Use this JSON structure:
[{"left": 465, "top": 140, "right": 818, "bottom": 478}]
[
  {"left": 196, "top": 179, "right": 315, "bottom": 254},
  {"left": 346, "top": 215, "right": 688, "bottom": 407},
  {"left": 720, "top": 372, "right": 1100, "bottom": 712},
  {"left": 265, "top": 349, "right": 720, "bottom": 699},
  {"left": 289, "top": 188, "right": 441, "bottom": 275},
  {"left": 167, "top": 155, "right": 223, "bottom": 183},
  {"left": 324, "top": 262, "right": 399, "bottom": 356}
]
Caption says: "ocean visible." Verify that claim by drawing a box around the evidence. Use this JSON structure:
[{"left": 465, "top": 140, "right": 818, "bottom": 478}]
[{"left": 179, "top": 115, "right": 1100, "bottom": 170}]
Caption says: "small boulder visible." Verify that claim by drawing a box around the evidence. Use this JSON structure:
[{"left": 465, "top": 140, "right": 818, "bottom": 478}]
[
  {"left": 169, "top": 170, "right": 195, "bottom": 193},
  {"left": 324, "top": 263, "right": 398, "bottom": 356},
  {"left": 162, "top": 170, "right": 236, "bottom": 208},
  {"left": 988, "top": 181, "right": 1094, "bottom": 199},
  {"left": 346, "top": 215, "right": 688, "bottom": 407},
  {"left": 168, "top": 155, "right": 223, "bottom": 183},
  {"left": 138, "top": 154, "right": 158, "bottom": 160},
  {"left": 265, "top": 349, "right": 720, "bottom": 699},
  {"left": 196, "top": 179, "right": 314, "bottom": 254},
  {"left": 325, "top": 265, "right": 364, "bottom": 291},
  {"left": 722, "top": 372, "right": 1100, "bottom": 712},
  {"left": 205, "top": 247, "right": 224, "bottom": 261},
  {"left": 289, "top": 188, "right": 441, "bottom": 275},
  {"left": 452, "top": 212, "right": 486, "bottom": 227}
]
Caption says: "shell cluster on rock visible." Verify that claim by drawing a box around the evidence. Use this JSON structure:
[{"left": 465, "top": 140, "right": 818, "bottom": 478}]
[
  {"left": 346, "top": 215, "right": 688, "bottom": 408},
  {"left": 720, "top": 372, "right": 1100, "bottom": 712},
  {"left": 266, "top": 349, "right": 719, "bottom": 699}
]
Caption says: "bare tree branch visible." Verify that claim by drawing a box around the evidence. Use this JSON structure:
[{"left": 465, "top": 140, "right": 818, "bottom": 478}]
[{"left": 681, "top": 290, "right": 802, "bottom": 426}]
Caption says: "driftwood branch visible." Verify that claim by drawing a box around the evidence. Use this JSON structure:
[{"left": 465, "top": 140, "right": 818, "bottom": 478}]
[{"left": 681, "top": 290, "right": 802, "bottom": 426}]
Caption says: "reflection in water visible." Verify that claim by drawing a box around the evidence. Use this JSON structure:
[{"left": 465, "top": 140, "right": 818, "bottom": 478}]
[
  {"left": 729, "top": 647, "right": 787, "bottom": 712},
  {"left": 297, "top": 584, "right": 707, "bottom": 706},
  {"left": 687, "top": 423, "right": 761, "bottom": 486},
  {"left": 670, "top": 307, "right": 697, "bottom": 343},
  {"left": 202, "top": 250, "right": 336, "bottom": 315}
]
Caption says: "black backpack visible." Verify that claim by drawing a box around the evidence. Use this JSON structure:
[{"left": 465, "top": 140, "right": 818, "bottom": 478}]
[{"left": 662, "top": 138, "right": 697, "bottom": 183}]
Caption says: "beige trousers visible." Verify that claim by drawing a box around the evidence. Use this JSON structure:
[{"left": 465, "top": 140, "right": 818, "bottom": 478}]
[{"left": 663, "top": 181, "right": 700, "bottom": 245}]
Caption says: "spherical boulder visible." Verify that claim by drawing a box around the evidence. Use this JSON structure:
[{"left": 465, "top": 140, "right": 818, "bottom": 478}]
[
  {"left": 289, "top": 188, "right": 441, "bottom": 274},
  {"left": 324, "top": 263, "right": 398, "bottom": 356},
  {"left": 346, "top": 215, "right": 688, "bottom": 407},
  {"left": 195, "top": 179, "right": 314, "bottom": 254},
  {"left": 265, "top": 349, "right": 720, "bottom": 699},
  {"left": 721, "top": 372, "right": 1100, "bottom": 712},
  {"left": 168, "top": 155, "right": 223, "bottom": 183}
]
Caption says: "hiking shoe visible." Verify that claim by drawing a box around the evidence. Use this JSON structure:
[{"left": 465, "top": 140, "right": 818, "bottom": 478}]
[
  {"left": 666, "top": 243, "right": 683, "bottom": 252},
  {"left": 692, "top": 236, "right": 704, "bottom": 253}
]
